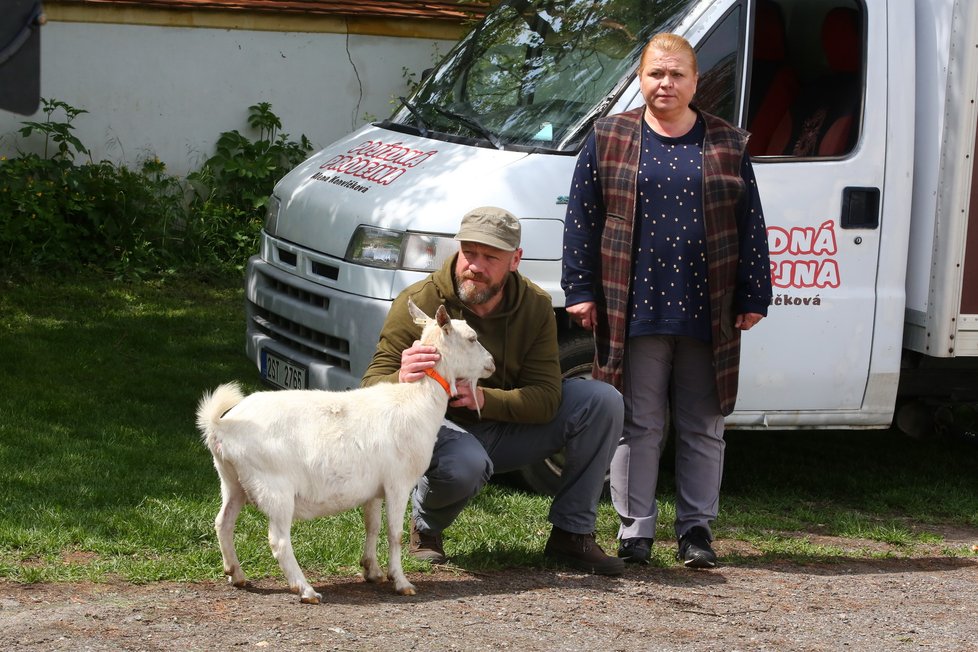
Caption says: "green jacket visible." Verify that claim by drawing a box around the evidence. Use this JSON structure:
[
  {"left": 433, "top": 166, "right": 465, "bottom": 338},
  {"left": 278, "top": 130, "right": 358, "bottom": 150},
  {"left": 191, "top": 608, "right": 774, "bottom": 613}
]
[{"left": 361, "top": 254, "right": 562, "bottom": 426}]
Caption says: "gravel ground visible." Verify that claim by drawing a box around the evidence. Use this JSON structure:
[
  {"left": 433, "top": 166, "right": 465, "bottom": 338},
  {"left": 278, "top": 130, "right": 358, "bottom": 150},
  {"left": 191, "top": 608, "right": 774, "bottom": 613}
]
[{"left": 3, "top": 534, "right": 977, "bottom": 652}]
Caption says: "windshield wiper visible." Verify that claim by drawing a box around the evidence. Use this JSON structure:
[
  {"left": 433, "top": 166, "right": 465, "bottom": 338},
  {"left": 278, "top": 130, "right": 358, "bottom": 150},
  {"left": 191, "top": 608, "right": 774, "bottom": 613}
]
[
  {"left": 396, "top": 96, "right": 430, "bottom": 138},
  {"left": 429, "top": 104, "right": 503, "bottom": 150}
]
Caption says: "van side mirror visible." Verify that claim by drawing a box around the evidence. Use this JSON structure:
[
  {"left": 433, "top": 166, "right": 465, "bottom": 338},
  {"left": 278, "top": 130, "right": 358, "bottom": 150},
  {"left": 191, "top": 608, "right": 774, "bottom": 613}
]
[{"left": 0, "top": 0, "right": 44, "bottom": 115}]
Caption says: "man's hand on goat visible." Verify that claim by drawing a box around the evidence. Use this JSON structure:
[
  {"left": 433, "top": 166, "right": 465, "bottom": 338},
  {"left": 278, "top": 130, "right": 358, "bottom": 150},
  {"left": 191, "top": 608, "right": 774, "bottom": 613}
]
[
  {"left": 399, "top": 341, "right": 485, "bottom": 412},
  {"left": 399, "top": 341, "right": 440, "bottom": 383},
  {"left": 449, "top": 380, "right": 485, "bottom": 413}
]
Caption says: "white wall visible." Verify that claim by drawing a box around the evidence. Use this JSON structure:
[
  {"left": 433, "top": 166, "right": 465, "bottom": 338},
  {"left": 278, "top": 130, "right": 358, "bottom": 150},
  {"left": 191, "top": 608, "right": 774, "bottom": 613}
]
[{"left": 0, "top": 20, "right": 452, "bottom": 176}]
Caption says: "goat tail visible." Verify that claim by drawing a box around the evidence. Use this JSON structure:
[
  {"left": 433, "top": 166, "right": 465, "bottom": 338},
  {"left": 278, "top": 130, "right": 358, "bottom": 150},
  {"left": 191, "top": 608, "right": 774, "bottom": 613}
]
[{"left": 196, "top": 382, "right": 245, "bottom": 451}]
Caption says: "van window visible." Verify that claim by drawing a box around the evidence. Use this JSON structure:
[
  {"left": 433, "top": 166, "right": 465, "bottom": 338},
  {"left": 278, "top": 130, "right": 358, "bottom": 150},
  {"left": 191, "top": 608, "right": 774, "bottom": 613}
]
[
  {"left": 745, "top": 0, "right": 865, "bottom": 157},
  {"left": 693, "top": 6, "right": 743, "bottom": 124},
  {"left": 387, "top": 0, "right": 701, "bottom": 153}
]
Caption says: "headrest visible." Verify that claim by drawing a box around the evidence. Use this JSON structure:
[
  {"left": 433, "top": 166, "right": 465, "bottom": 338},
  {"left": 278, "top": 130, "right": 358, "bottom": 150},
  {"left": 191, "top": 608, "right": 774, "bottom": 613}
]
[
  {"left": 754, "top": 0, "right": 786, "bottom": 62},
  {"left": 821, "top": 7, "right": 860, "bottom": 74}
]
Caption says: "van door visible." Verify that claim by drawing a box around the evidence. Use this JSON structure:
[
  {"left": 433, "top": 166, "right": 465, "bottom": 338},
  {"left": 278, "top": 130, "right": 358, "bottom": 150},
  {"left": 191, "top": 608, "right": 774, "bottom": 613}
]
[{"left": 677, "top": 0, "right": 894, "bottom": 423}]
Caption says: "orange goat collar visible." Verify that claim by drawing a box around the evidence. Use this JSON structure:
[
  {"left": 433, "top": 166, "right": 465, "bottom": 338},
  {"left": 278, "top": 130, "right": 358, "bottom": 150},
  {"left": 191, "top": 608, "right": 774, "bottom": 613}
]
[{"left": 424, "top": 368, "right": 452, "bottom": 396}]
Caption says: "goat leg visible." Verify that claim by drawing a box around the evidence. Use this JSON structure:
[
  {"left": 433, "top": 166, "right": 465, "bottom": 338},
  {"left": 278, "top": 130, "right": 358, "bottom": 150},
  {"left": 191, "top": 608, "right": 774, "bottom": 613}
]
[
  {"left": 267, "top": 513, "right": 322, "bottom": 604},
  {"left": 360, "top": 498, "right": 385, "bottom": 583},
  {"left": 215, "top": 476, "right": 248, "bottom": 588},
  {"left": 384, "top": 488, "right": 417, "bottom": 595}
]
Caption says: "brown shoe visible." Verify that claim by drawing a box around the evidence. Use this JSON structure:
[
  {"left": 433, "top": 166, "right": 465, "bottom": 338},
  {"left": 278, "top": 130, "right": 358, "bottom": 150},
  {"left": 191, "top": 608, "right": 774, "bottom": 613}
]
[
  {"left": 410, "top": 518, "right": 447, "bottom": 564},
  {"left": 544, "top": 526, "right": 625, "bottom": 576}
]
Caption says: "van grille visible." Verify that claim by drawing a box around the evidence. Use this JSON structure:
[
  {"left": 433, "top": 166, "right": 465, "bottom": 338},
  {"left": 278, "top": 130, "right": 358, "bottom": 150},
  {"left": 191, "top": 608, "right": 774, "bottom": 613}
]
[
  {"left": 312, "top": 261, "right": 339, "bottom": 280},
  {"left": 250, "top": 272, "right": 351, "bottom": 371},
  {"left": 268, "top": 275, "right": 329, "bottom": 310}
]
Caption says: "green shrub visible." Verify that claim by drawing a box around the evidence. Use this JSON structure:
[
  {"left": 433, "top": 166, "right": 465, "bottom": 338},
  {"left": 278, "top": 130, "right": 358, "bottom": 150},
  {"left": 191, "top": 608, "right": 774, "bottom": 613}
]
[
  {"left": 0, "top": 99, "right": 313, "bottom": 280},
  {"left": 189, "top": 101, "right": 313, "bottom": 215},
  {"left": 17, "top": 98, "right": 91, "bottom": 164}
]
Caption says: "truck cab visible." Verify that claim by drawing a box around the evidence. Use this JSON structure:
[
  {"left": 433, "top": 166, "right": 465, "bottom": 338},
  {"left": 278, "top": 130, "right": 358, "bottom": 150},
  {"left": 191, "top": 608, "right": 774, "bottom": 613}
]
[{"left": 246, "top": 0, "right": 978, "bottom": 483}]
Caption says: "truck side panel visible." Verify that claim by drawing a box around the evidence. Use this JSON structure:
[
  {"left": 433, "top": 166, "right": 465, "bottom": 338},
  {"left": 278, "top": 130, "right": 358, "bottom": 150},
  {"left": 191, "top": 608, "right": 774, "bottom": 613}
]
[
  {"left": 956, "top": 124, "right": 978, "bottom": 354},
  {"left": 903, "top": 0, "right": 978, "bottom": 358},
  {"left": 964, "top": 129, "right": 978, "bottom": 316}
]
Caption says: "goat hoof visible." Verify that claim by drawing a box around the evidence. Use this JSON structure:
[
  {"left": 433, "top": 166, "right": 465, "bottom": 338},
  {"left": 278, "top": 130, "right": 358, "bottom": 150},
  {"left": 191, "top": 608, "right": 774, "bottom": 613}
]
[
  {"left": 300, "top": 593, "right": 322, "bottom": 605},
  {"left": 360, "top": 561, "right": 385, "bottom": 583},
  {"left": 396, "top": 584, "right": 417, "bottom": 596},
  {"left": 226, "top": 576, "right": 249, "bottom": 589}
]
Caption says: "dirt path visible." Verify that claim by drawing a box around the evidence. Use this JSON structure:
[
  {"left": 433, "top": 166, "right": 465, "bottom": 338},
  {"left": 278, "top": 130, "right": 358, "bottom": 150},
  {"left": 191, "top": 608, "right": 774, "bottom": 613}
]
[{"left": 3, "top": 540, "right": 977, "bottom": 652}]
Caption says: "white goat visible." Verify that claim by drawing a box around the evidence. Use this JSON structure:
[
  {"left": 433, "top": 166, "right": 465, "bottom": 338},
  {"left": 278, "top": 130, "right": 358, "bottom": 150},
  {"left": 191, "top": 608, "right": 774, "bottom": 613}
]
[{"left": 196, "top": 299, "right": 494, "bottom": 604}]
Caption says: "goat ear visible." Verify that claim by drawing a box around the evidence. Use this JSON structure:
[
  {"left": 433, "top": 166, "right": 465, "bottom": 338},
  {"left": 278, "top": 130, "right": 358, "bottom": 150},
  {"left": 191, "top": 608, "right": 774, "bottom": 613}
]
[
  {"left": 435, "top": 305, "right": 452, "bottom": 331},
  {"left": 407, "top": 297, "right": 431, "bottom": 325}
]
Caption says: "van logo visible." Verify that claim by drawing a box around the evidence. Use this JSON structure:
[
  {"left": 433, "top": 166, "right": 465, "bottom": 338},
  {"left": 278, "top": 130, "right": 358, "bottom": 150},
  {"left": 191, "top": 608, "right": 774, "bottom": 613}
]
[
  {"left": 768, "top": 220, "right": 840, "bottom": 294},
  {"left": 311, "top": 139, "right": 439, "bottom": 192}
]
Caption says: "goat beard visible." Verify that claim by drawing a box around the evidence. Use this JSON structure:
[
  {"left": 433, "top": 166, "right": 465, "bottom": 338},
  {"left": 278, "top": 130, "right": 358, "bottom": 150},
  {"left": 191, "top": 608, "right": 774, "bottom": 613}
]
[
  {"left": 468, "top": 378, "right": 482, "bottom": 420},
  {"left": 455, "top": 272, "right": 504, "bottom": 307}
]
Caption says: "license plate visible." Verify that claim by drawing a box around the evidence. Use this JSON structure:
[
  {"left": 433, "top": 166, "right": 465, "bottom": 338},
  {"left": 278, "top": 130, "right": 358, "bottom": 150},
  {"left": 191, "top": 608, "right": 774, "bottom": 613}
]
[{"left": 261, "top": 350, "right": 307, "bottom": 390}]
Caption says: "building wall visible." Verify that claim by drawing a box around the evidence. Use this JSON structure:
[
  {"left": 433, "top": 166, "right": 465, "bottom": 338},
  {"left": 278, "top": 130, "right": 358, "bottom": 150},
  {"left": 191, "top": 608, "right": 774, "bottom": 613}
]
[{"left": 0, "top": 4, "right": 467, "bottom": 176}]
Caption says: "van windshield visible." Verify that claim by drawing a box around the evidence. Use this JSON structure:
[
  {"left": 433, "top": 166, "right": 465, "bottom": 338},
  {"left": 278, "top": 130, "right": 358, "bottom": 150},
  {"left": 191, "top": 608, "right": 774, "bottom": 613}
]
[{"left": 387, "top": 0, "right": 701, "bottom": 153}]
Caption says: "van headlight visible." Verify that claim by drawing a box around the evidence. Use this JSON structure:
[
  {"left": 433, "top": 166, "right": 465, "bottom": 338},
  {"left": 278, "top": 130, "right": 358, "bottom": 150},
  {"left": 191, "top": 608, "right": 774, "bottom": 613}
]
[
  {"left": 346, "top": 225, "right": 459, "bottom": 272},
  {"left": 264, "top": 194, "right": 282, "bottom": 237}
]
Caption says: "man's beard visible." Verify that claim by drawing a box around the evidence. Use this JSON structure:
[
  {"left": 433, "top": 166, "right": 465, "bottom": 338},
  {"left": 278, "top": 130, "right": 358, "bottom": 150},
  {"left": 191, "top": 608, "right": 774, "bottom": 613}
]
[{"left": 456, "top": 272, "right": 504, "bottom": 306}]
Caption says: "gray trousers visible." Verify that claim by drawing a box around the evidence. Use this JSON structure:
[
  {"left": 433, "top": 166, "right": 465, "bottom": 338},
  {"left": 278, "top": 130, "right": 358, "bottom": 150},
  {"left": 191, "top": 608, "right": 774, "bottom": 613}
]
[
  {"left": 413, "top": 378, "right": 623, "bottom": 535},
  {"left": 611, "top": 336, "right": 725, "bottom": 542}
]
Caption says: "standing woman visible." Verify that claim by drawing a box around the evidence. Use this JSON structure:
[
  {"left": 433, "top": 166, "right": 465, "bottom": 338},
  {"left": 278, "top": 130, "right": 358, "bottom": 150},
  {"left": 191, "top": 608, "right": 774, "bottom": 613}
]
[{"left": 561, "top": 33, "right": 772, "bottom": 568}]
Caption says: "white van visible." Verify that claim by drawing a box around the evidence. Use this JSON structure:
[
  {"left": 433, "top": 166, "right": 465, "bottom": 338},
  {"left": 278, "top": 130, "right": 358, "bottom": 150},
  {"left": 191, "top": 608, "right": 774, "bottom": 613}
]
[{"left": 245, "top": 0, "right": 978, "bottom": 490}]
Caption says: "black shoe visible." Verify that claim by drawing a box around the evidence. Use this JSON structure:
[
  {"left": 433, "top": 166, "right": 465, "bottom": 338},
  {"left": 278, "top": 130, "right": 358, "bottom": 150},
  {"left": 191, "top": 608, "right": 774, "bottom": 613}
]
[
  {"left": 617, "top": 537, "right": 653, "bottom": 564},
  {"left": 409, "top": 518, "right": 447, "bottom": 564},
  {"left": 677, "top": 526, "right": 717, "bottom": 569},
  {"left": 544, "top": 527, "right": 625, "bottom": 576}
]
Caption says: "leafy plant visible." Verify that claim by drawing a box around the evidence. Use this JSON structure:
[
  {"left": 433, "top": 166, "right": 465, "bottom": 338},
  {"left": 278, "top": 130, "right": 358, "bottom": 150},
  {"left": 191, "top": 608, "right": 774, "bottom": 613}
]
[
  {"left": 1, "top": 98, "right": 312, "bottom": 280},
  {"left": 189, "top": 102, "right": 313, "bottom": 215},
  {"left": 0, "top": 153, "right": 74, "bottom": 265},
  {"left": 17, "top": 98, "right": 91, "bottom": 164}
]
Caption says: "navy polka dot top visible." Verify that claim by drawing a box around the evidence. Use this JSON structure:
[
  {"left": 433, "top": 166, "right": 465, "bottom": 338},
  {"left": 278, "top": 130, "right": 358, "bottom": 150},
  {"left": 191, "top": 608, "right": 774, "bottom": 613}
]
[{"left": 562, "top": 116, "right": 771, "bottom": 343}]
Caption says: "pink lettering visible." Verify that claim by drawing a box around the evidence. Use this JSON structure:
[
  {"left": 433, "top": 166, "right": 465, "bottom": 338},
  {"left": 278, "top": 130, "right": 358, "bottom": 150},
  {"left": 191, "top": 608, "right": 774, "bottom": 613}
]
[
  {"left": 770, "top": 258, "right": 841, "bottom": 289},
  {"left": 318, "top": 139, "right": 438, "bottom": 186}
]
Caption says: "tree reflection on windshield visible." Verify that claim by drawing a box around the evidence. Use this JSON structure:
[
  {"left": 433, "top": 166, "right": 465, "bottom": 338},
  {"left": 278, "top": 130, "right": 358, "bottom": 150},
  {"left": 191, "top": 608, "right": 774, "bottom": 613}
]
[{"left": 389, "top": 0, "right": 698, "bottom": 152}]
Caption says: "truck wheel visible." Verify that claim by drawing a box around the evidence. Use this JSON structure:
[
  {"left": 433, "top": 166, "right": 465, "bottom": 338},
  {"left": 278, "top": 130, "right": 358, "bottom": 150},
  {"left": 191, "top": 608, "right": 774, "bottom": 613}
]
[
  {"left": 933, "top": 403, "right": 978, "bottom": 446},
  {"left": 894, "top": 399, "right": 935, "bottom": 439},
  {"left": 517, "top": 332, "right": 609, "bottom": 496}
]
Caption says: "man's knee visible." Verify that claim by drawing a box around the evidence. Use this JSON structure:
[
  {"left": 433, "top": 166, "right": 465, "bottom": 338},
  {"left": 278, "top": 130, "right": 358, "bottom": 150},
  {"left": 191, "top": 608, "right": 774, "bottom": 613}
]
[
  {"left": 426, "top": 440, "right": 494, "bottom": 500},
  {"left": 560, "top": 379, "right": 624, "bottom": 454},
  {"left": 568, "top": 379, "right": 624, "bottom": 426}
]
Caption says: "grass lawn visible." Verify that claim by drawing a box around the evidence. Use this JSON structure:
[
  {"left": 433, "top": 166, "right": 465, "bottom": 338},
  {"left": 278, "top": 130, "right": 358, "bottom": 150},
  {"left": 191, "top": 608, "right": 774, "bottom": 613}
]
[{"left": 1, "top": 272, "right": 976, "bottom": 584}]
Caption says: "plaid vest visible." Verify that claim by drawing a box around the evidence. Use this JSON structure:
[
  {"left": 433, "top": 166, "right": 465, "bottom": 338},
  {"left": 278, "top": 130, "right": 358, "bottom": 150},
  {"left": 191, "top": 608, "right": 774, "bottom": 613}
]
[{"left": 592, "top": 106, "right": 748, "bottom": 415}]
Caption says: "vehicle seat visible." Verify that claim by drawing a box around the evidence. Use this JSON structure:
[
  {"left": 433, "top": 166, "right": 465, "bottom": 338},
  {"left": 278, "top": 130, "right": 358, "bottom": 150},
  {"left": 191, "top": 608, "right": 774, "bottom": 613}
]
[
  {"left": 767, "top": 6, "right": 862, "bottom": 157},
  {"left": 746, "top": 0, "right": 800, "bottom": 156}
]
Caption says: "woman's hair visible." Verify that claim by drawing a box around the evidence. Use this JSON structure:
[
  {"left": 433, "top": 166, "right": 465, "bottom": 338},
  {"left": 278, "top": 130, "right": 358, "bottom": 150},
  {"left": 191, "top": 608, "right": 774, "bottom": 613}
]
[{"left": 639, "top": 33, "right": 698, "bottom": 74}]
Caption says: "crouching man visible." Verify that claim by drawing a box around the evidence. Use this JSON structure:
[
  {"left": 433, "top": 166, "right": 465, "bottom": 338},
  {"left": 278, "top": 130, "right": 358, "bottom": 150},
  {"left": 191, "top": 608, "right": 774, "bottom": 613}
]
[{"left": 361, "top": 206, "right": 624, "bottom": 575}]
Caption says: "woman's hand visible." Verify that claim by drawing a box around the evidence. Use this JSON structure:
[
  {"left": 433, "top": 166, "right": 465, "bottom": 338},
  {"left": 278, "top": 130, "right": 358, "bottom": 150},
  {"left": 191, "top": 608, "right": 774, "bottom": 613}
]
[
  {"left": 567, "top": 301, "right": 598, "bottom": 331},
  {"left": 735, "top": 313, "right": 765, "bottom": 331}
]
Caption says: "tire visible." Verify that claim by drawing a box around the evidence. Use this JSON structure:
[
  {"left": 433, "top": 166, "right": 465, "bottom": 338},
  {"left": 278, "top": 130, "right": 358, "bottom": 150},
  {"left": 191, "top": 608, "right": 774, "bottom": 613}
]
[{"left": 517, "top": 332, "right": 608, "bottom": 496}]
